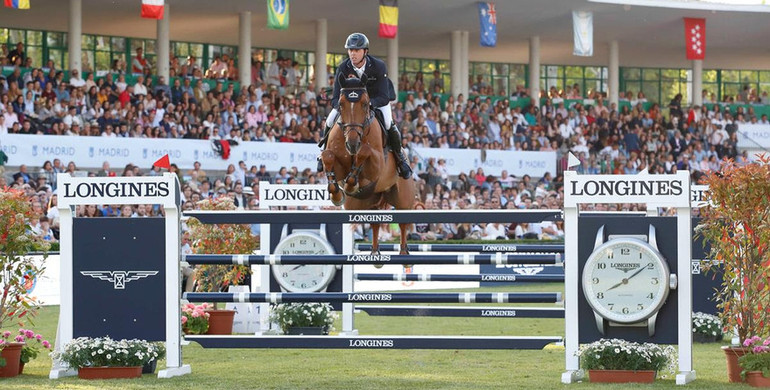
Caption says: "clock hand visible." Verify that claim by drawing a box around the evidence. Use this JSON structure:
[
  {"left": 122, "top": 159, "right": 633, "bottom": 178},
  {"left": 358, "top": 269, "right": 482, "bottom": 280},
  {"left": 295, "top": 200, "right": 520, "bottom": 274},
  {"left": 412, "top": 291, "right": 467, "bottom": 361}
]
[
  {"left": 625, "top": 264, "right": 648, "bottom": 281},
  {"left": 605, "top": 264, "right": 648, "bottom": 292},
  {"left": 289, "top": 265, "right": 305, "bottom": 272}
]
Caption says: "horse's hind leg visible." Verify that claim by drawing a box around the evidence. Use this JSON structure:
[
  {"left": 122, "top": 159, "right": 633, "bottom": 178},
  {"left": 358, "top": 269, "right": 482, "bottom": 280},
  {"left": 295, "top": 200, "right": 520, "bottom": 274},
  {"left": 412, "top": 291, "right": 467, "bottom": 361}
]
[
  {"left": 399, "top": 223, "right": 412, "bottom": 268},
  {"left": 322, "top": 150, "right": 345, "bottom": 206}
]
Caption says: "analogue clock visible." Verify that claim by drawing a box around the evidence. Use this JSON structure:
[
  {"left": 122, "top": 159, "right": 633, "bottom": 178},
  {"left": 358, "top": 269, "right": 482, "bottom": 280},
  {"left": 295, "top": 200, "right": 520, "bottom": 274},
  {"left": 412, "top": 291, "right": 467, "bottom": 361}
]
[
  {"left": 582, "top": 227, "right": 672, "bottom": 326},
  {"left": 271, "top": 231, "right": 336, "bottom": 292}
]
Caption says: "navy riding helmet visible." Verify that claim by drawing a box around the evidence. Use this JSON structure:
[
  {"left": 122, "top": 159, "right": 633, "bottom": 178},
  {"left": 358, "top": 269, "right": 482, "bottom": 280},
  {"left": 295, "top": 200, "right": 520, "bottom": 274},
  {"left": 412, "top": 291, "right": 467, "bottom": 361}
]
[{"left": 345, "top": 33, "right": 369, "bottom": 50}]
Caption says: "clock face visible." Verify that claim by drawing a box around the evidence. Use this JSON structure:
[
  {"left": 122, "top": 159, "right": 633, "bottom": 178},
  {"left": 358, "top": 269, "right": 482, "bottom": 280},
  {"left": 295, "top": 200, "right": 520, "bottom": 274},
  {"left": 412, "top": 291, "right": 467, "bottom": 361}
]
[
  {"left": 582, "top": 238, "right": 670, "bottom": 324},
  {"left": 272, "top": 232, "right": 336, "bottom": 292}
]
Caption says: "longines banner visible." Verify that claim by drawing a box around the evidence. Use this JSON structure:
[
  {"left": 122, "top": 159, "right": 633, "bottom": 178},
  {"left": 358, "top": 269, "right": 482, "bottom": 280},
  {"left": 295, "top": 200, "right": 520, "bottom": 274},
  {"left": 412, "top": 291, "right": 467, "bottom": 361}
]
[
  {"left": 564, "top": 171, "right": 690, "bottom": 208},
  {"left": 0, "top": 134, "right": 556, "bottom": 177}
]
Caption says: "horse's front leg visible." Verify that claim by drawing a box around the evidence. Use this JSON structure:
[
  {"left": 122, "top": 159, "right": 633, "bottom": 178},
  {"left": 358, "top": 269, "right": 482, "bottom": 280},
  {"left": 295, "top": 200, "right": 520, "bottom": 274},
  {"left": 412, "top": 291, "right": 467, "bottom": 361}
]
[
  {"left": 399, "top": 223, "right": 412, "bottom": 268},
  {"left": 322, "top": 150, "right": 345, "bottom": 206},
  {"left": 371, "top": 223, "right": 384, "bottom": 269},
  {"left": 344, "top": 146, "right": 373, "bottom": 195}
]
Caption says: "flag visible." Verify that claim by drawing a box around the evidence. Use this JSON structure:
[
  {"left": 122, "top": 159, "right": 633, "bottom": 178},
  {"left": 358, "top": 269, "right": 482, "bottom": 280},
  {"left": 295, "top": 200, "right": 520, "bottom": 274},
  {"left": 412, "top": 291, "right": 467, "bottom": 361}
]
[
  {"left": 572, "top": 11, "right": 593, "bottom": 57},
  {"left": 478, "top": 2, "right": 496, "bottom": 47},
  {"left": 267, "top": 0, "right": 289, "bottom": 30},
  {"left": 4, "top": 0, "right": 30, "bottom": 9},
  {"left": 153, "top": 154, "right": 171, "bottom": 169},
  {"left": 141, "top": 0, "right": 164, "bottom": 19},
  {"left": 379, "top": 0, "right": 398, "bottom": 39},
  {"left": 684, "top": 18, "right": 706, "bottom": 60}
]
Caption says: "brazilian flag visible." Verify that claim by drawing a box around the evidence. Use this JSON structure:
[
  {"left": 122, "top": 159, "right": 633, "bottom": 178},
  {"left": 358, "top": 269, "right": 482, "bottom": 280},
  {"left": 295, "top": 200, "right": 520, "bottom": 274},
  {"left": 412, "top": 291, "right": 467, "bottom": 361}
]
[{"left": 267, "top": 0, "right": 289, "bottom": 30}]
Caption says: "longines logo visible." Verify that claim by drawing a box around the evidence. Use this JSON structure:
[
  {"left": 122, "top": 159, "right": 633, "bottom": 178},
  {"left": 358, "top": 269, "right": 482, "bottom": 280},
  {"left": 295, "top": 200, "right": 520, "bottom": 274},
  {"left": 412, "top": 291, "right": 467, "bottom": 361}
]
[
  {"left": 348, "top": 214, "right": 393, "bottom": 223},
  {"left": 62, "top": 182, "right": 170, "bottom": 198},
  {"left": 611, "top": 263, "right": 641, "bottom": 273},
  {"left": 80, "top": 271, "right": 159, "bottom": 289},
  {"left": 346, "top": 254, "right": 391, "bottom": 263},
  {"left": 569, "top": 179, "right": 683, "bottom": 197}
]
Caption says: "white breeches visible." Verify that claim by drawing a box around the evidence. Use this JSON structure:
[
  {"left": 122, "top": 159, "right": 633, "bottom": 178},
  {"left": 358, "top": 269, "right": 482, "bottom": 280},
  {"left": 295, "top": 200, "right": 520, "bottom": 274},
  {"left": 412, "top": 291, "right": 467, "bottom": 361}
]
[{"left": 325, "top": 104, "right": 393, "bottom": 129}]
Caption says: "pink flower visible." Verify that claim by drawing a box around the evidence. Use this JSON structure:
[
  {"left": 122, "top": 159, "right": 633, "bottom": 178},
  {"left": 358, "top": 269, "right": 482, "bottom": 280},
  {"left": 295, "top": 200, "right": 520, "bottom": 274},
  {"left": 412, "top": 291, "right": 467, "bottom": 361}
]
[
  {"left": 24, "top": 330, "right": 34, "bottom": 339},
  {"left": 42, "top": 340, "right": 51, "bottom": 349},
  {"left": 35, "top": 334, "right": 42, "bottom": 341},
  {"left": 764, "top": 338, "right": 770, "bottom": 346},
  {"left": 184, "top": 303, "right": 195, "bottom": 310},
  {"left": 2, "top": 331, "right": 11, "bottom": 339},
  {"left": 14, "top": 335, "right": 24, "bottom": 343},
  {"left": 754, "top": 346, "right": 766, "bottom": 354},
  {"left": 181, "top": 316, "right": 188, "bottom": 324},
  {"left": 201, "top": 303, "right": 209, "bottom": 309},
  {"left": 191, "top": 311, "right": 200, "bottom": 318}
]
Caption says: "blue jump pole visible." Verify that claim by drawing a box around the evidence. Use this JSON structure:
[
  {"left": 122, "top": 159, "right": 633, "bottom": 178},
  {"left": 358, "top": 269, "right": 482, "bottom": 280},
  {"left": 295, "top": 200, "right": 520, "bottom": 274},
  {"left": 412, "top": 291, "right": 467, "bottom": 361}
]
[
  {"left": 183, "top": 253, "right": 561, "bottom": 266},
  {"left": 356, "top": 243, "right": 565, "bottom": 253},
  {"left": 354, "top": 273, "right": 565, "bottom": 283},
  {"left": 183, "top": 292, "right": 562, "bottom": 304}
]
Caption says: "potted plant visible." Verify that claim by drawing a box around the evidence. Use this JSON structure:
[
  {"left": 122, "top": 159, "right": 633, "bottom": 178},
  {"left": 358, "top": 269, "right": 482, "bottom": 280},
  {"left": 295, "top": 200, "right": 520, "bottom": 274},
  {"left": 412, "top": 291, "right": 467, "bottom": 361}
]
[
  {"left": 181, "top": 303, "right": 211, "bottom": 335},
  {"left": 17, "top": 328, "right": 52, "bottom": 374},
  {"left": 692, "top": 312, "right": 724, "bottom": 343},
  {"left": 141, "top": 341, "right": 166, "bottom": 374},
  {"left": 0, "top": 188, "right": 49, "bottom": 378},
  {"left": 699, "top": 155, "right": 770, "bottom": 382},
  {"left": 739, "top": 336, "right": 770, "bottom": 387},
  {"left": 577, "top": 338, "right": 677, "bottom": 383},
  {"left": 271, "top": 302, "right": 337, "bottom": 335},
  {"left": 0, "top": 331, "right": 25, "bottom": 378},
  {"left": 51, "top": 336, "right": 160, "bottom": 379},
  {"left": 188, "top": 197, "right": 256, "bottom": 335}
]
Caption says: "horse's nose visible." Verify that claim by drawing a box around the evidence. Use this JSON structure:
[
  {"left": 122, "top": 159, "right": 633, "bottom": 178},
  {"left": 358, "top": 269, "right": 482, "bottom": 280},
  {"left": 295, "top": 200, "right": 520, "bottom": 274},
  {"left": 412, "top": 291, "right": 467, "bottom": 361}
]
[{"left": 345, "top": 140, "right": 360, "bottom": 155}]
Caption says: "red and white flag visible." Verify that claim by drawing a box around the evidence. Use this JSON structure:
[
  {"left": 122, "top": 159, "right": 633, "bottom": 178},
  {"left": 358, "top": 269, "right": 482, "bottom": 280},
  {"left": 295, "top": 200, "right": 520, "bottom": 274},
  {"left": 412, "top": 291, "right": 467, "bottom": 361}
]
[
  {"left": 141, "top": 0, "right": 164, "bottom": 19},
  {"left": 684, "top": 18, "right": 705, "bottom": 60}
]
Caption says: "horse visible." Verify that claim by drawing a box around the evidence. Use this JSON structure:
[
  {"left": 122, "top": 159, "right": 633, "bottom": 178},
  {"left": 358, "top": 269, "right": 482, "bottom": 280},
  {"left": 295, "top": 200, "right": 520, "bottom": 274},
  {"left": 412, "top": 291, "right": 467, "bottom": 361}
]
[{"left": 321, "top": 74, "right": 415, "bottom": 257}]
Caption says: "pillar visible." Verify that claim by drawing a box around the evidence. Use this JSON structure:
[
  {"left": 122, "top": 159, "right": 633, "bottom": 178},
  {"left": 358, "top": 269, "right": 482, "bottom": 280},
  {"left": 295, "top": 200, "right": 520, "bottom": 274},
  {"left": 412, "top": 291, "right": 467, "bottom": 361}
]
[
  {"left": 239, "top": 11, "right": 252, "bottom": 88},
  {"left": 68, "top": 0, "right": 82, "bottom": 74},
  {"left": 315, "top": 19, "right": 328, "bottom": 92},
  {"left": 692, "top": 60, "right": 703, "bottom": 106},
  {"left": 387, "top": 34, "right": 399, "bottom": 96},
  {"left": 460, "top": 30, "right": 469, "bottom": 97},
  {"left": 450, "top": 31, "right": 462, "bottom": 98},
  {"left": 156, "top": 3, "right": 170, "bottom": 82},
  {"left": 608, "top": 40, "right": 619, "bottom": 107},
  {"left": 529, "top": 36, "right": 540, "bottom": 107}
]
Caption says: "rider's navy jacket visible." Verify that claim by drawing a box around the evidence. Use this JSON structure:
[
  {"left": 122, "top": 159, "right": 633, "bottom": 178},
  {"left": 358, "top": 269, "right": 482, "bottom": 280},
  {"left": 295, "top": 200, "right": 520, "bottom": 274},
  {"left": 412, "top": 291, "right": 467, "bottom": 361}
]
[{"left": 331, "top": 54, "right": 395, "bottom": 110}]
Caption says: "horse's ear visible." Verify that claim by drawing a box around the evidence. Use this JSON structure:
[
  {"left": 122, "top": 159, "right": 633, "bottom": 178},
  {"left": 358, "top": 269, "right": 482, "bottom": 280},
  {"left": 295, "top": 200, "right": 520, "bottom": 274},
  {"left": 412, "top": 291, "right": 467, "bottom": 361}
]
[{"left": 360, "top": 74, "right": 368, "bottom": 86}]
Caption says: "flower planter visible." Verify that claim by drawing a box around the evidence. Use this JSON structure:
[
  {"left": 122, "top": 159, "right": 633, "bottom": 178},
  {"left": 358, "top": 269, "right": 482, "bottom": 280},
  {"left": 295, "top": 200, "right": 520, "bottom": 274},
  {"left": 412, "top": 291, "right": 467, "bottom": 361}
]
[
  {"left": 286, "top": 326, "right": 329, "bottom": 335},
  {"left": 746, "top": 372, "right": 770, "bottom": 387},
  {"left": 0, "top": 343, "right": 24, "bottom": 378},
  {"left": 78, "top": 366, "right": 142, "bottom": 379},
  {"left": 206, "top": 309, "right": 236, "bottom": 335},
  {"left": 693, "top": 332, "right": 723, "bottom": 343},
  {"left": 588, "top": 369, "right": 656, "bottom": 383},
  {"left": 723, "top": 346, "right": 750, "bottom": 383},
  {"left": 142, "top": 359, "right": 157, "bottom": 374}
]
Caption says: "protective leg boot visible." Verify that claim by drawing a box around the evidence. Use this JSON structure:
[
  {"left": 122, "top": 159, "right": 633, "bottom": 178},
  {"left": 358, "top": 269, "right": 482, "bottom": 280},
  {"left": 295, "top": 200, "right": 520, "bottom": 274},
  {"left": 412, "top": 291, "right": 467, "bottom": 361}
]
[
  {"left": 388, "top": 125, "right": 413, "bottom": 179},
  {"left": 317, "top": 125, "right": 331, "bottom": 172}
]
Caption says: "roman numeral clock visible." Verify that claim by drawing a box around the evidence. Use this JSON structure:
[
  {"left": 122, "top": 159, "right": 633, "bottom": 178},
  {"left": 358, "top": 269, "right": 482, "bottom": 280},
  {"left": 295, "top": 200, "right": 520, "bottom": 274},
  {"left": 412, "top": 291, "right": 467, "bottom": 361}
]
[{"left": 582, "top": 225, "right": 677, "bottom": 336}]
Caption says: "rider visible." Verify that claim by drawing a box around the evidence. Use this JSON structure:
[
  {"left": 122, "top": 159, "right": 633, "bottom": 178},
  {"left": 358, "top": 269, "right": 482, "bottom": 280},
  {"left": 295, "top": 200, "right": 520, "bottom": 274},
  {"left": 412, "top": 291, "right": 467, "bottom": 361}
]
[{"left": 317, "top": 32, "right": 412, "bottom": 179}]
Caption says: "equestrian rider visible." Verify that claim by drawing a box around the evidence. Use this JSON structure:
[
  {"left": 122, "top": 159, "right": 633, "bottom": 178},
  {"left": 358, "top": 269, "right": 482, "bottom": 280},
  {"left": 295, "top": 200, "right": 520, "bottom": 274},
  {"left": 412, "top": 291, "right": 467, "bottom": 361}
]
[{"left": 317, "top": 32, "right": 412, "bottom": 179}]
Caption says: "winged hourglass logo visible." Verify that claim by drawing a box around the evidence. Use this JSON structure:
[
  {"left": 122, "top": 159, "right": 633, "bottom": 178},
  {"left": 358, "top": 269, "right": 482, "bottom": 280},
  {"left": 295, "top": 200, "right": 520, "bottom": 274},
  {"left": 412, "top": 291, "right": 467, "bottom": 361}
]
[{"left": 80, "top": 271, "right": 158, "bottom": 290}]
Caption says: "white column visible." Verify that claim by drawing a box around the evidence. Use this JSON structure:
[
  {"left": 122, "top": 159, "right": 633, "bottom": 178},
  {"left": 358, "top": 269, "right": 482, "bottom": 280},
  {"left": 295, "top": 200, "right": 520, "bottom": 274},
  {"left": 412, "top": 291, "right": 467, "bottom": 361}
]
[
  {"left": 529, "top": 36, "right": 540, "bottom": 107},
  {"left": 450, "top": 31, "right": 462, "bottom": 98},
  {"left": 608, "top": 40, "right": 619, "bottom": 108},
  {"left": 238, "top": 11, "right": 252, "bottom": 88},
  {"left": 156, "top": 3, "right": 170, "bottom": 82},
  {"left": 460, "top": 31, "right": 469, "bottom": 98},
  {"left": 387, "top": 34, "right": 399, "bottom": 96},
  {"left": 315, "top": 19, "right": 328, "bottom": 92},
  {"left": 68, "top": 0, "right": 82, "bottom": 74},
  {"left": 692, "top": 60, "right": 703, "bottom": 106}
]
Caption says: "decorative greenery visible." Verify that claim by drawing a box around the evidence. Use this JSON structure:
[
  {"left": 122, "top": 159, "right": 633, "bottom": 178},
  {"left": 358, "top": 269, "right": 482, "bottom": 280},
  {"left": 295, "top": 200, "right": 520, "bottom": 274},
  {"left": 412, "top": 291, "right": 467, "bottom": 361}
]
[
  {"left": 699, "top": 155, "right": 770, "bottom": 344},
  {"left": 577, "top": 338, "right": 677, "bottom": 377},
  {"left": 18, "top": 328, "right": 52, "bottom": 364},
  {"left": 0, "top": 188, "right": 49, "bottom": 329},
  {"left": 693, "top": 312, "right": 723, "bottom": 338},
  {"left": 188, "top": 198, "right": 256, "bottom": 303},
  {"left": 181, "top": 303, "right": 210, "bottom": 335},
  {"left": 739, "top": 335, "right": 770, "bottom": 379},
  {"left": 51, "top": 337, "right": 162, "bottom": 369},
  {"left": 270, "top": 303, "right": 337, "bottom": 334}
]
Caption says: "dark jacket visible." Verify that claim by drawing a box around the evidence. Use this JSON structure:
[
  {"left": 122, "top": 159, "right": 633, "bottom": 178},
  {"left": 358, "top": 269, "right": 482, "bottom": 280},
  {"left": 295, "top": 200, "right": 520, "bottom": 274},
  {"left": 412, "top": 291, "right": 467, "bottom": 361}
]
[{"left": 332, "top": 54, "right": 395, "bottom": 110}]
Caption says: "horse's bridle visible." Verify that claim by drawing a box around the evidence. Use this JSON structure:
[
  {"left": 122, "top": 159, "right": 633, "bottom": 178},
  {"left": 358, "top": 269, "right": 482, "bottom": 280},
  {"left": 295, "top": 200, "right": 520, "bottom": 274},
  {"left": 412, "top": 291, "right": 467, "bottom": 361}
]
[{"left": 338, "top": 87, "right": 374, "bottom": 145}]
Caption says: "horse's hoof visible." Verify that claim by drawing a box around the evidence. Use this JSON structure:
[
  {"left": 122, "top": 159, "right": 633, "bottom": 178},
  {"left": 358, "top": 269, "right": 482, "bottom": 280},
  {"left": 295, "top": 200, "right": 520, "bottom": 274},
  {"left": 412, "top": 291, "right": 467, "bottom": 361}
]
[
  {"left": 403, "top": 264, "right": 413, "bottom": 270},
  {"left": 373, "top": 263, "right": 384, "bottom": 269},
  {"left": 332, "top": 195, "right": 345, "bottom": 206}
]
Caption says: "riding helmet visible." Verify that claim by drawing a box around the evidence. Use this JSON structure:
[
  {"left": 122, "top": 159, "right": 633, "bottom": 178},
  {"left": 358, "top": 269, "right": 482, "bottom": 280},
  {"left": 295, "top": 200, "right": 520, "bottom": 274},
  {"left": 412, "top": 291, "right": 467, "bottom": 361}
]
[{"left": 345, "top": 33, "right": 369, "bottom": 50}]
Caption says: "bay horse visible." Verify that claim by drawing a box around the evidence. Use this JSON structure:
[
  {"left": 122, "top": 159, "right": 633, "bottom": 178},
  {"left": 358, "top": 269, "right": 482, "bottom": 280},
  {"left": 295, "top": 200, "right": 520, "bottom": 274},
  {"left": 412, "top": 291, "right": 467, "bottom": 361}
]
[{"left": 321, "top": 74, "right": 415, "bottom": 257}]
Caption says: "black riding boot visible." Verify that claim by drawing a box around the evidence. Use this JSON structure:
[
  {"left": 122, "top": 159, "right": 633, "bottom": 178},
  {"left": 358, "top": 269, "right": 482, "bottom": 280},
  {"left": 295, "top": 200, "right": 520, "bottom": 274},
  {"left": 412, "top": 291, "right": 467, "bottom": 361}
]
[
  {"left": 388, "top": 125, "right": 413, "bottom": 179},
  {"left": 317, "top": 124, "right": 331, "bottom": 172}
]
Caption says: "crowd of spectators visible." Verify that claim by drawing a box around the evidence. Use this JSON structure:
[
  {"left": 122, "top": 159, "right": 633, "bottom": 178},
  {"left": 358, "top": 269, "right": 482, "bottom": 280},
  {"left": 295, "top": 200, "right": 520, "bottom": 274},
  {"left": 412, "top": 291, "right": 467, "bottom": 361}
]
[{"left": 1, "top": 41, "right": 763, "bottom": 245}]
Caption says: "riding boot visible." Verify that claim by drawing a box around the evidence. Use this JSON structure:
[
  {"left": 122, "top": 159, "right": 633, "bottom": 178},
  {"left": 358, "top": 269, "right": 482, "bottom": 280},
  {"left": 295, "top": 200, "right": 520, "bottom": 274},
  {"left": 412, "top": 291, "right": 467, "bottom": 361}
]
[
  {"left": 387, "top": 125, "right": 413, "bottom": 179},
  {"left": 317, "top": 124, "right": 332, "bottom": 172}
]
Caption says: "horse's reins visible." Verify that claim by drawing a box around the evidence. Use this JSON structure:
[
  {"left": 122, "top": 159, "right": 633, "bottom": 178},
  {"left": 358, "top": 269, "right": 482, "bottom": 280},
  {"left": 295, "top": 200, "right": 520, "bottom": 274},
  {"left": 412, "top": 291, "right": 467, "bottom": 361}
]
[{"left": 338, "top": 87, "right": 375, "bottom": 143}]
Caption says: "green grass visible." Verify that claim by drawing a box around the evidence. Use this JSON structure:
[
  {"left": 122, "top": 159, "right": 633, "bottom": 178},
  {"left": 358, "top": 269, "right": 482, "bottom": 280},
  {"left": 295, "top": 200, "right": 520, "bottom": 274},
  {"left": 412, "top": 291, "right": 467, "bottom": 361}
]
[{"left": 0, "top": 285, "right": 751, "bottom": 390}]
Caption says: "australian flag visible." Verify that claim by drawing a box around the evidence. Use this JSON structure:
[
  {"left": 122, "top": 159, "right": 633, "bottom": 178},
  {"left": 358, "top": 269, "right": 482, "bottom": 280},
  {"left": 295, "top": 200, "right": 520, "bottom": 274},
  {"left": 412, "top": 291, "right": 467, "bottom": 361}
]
[{"left": 478, "top": 2, "right": 497, "bottom": 47}]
